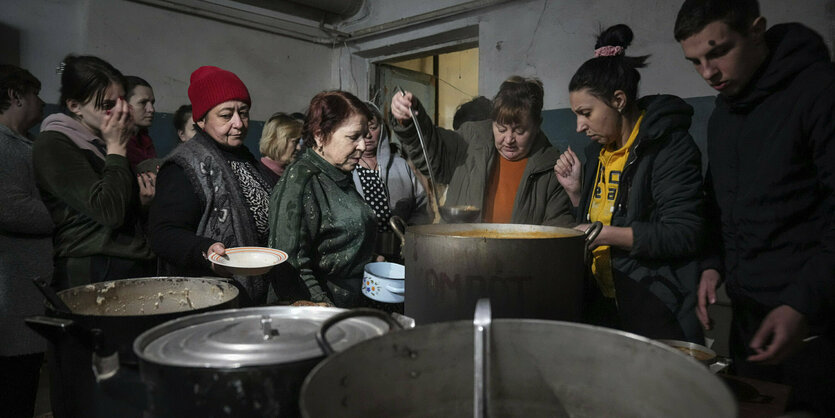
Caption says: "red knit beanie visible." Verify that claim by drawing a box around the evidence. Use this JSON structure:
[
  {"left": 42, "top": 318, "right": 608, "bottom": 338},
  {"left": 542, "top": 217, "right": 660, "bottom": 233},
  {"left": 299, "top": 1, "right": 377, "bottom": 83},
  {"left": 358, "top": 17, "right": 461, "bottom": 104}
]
[{"left": 188, "top": 66, "right": 251, "bottom": 122}]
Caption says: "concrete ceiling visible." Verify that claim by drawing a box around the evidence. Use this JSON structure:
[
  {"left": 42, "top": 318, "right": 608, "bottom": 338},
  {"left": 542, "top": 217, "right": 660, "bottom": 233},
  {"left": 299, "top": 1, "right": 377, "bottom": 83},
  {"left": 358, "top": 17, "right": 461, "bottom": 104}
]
[{"left": 130, "top": 0, "right": 515, "bottom": 45}]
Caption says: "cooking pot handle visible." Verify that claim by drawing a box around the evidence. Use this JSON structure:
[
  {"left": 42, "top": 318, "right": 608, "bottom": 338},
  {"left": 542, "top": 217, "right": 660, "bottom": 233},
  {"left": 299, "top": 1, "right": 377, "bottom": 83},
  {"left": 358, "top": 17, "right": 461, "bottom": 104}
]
[
  {"left": 583, "top": 222, "right": 604, "bottom": 263},
  {"left": 710, "top": 356, "right": 732, "bottom": 374},
  {"left": 583, "top": 222, "right": 603, "bottom": 247},
  {"left": 390, "top": 216, "right": 407, "bottom": 249},
  {"left": 26, "top": 315, "right": 117, "bottom": 355},
  {"left": 316, "top": 308, "right": 403, "bottom": 356},
  {"left": 25, "top": 315, "right": 77, "bottom": 344},
  {"left": 386, "top": 284, "right": 405, "bottom": 294},
  {"left": 32, "top": 276, "right": 73, "bottom": 313}
]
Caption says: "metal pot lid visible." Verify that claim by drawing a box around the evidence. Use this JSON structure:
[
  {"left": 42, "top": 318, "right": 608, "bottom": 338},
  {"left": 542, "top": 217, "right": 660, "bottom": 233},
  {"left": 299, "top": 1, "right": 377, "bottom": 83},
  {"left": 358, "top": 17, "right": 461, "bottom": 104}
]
[{"left": 135, "top": 306, "right": 388, "bottom": 368}]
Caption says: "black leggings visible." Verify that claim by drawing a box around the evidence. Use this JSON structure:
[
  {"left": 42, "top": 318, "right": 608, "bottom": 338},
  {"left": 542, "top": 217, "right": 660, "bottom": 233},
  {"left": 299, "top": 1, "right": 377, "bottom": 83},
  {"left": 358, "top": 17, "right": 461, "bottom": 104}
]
[{"left": 582, "top": 271, "right": 687, "bottom": 341}]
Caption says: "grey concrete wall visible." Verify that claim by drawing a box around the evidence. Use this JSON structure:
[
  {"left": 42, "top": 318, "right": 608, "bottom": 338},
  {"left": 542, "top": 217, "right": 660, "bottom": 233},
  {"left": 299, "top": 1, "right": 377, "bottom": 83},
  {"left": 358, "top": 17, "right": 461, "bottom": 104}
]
[
  {"left": 343, "top": 0, "right": 832, "bottom": 165},
  {"left": 1, "top": 0, "right": 335, "bottom": 120},
  {"left": 1, "top": 0, "right": 85, "bottom": 104},
  {"left": 344, "top": 0, "right": 833, "bottom": 109},
  {"left": 4, "top": 0, "right": 832, "bottom": 156}
]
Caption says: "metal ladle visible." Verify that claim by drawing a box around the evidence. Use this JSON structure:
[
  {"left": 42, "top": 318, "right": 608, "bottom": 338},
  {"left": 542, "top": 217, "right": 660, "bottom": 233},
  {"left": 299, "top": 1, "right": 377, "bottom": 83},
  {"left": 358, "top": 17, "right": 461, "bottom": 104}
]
[{"left": 396, "top": 87, "right": 481, "bottom": 223}]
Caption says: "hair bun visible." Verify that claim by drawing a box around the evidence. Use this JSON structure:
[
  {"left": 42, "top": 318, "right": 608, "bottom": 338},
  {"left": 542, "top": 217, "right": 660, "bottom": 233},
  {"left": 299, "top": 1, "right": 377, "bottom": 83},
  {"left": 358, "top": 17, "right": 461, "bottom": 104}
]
[{"left": 595, "top": 24, "right": 634, "bottom": 50}]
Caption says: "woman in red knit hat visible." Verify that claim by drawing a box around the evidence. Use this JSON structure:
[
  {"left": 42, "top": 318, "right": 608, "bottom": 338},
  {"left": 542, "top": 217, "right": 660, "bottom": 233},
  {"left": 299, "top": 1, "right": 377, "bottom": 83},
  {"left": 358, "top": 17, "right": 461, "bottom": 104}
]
[{"left": 148, "top": 66, "right": 274, "bottom": 305}]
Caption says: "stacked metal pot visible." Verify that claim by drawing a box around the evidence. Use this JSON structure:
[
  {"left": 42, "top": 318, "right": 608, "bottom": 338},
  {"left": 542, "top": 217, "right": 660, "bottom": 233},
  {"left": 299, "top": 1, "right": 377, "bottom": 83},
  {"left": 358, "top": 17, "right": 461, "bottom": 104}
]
[
  {"left": 300, "top": 303, "right": 738, "bottom": 418},
  {"left": 125, "top": 306, "right": 394, "bottom": 417},
  {"left": 27, "top": 277, "right": 241, "bottom": 417},
  {"left": 27, "top": 277, "right": 396, "bottom": 417}
]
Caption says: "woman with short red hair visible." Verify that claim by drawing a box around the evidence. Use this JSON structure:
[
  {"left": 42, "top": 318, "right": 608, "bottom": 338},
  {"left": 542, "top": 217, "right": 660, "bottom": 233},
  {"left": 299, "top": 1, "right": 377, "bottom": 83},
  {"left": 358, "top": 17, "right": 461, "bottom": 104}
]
[{"left": 268, "top": 91, "right": 375, "bottom": 307}]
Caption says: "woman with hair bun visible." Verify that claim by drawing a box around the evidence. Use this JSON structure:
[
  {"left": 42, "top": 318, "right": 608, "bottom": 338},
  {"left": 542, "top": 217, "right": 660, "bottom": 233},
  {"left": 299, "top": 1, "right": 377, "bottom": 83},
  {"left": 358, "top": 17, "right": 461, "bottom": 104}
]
[
  {"left": 554, "top": 24, "right": 706, "bottom": 342},
  {"left": 268, "top": 91, "right": 375, "bottom": 307}
]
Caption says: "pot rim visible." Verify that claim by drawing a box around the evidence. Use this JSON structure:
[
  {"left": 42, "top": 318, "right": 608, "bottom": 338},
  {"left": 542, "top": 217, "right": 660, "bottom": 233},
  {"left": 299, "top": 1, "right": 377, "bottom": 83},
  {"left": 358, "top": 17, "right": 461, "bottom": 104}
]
[
  {"left": 49, "top": 276, "right": 239, "bottom": 319},
  {"left": 363, "top": 262, "right": 405, "bottom": 280},
  {"left": 657, "top": 339, "right": 718, "bottom": 364},
  {"left": 404, "top": 223, "right": 585, "bottom": 239},
  {"left": 299, "top": 319, "right": 735, "bottom": 417}
]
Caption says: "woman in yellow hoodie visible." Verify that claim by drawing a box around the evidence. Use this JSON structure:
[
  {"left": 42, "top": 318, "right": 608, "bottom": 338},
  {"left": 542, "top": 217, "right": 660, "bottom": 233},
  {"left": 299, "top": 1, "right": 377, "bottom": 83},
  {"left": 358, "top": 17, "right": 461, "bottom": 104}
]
[{"left": 554, "top": 24, "right": 706, "bottom": 343}]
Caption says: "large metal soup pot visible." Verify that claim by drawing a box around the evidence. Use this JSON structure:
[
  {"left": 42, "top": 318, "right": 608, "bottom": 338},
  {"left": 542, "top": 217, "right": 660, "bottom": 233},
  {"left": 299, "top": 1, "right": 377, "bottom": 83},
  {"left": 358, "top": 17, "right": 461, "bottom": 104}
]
[
  {"left": 403, "top": 223, "right": 598, "bottom": 324},
  {"left": 129, "top": 306, "right": 395, "bottom": 417},
  {"left": 300, "top": 319, "right": 736, "bottom": 417},
  {"left": 25, "top": 277, "right": 239, "bottom": 418}
]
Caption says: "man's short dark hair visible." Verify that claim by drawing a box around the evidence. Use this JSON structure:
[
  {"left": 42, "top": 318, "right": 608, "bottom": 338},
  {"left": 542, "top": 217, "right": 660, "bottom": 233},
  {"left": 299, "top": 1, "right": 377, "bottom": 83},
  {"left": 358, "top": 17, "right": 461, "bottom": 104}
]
[
  {"left": 674, "top": 0, "right": 761, "bottom": 41},
  {"left": 0, "top": 64, "right": 41, "bottom": 113},
  {"left": 173, "top": 104, "right": 192, "bottom": 132},
  {"left": 125, "top": 75, "right": 151, "bottom": 100},
  {"left": 453, "top": 96, "right": 492, "bottom": 130}
]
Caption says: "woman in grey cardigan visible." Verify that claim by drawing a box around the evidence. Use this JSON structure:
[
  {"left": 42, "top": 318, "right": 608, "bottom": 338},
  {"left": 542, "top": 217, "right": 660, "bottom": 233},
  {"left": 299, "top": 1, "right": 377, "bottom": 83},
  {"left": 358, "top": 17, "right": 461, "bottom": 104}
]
[{"left": 0, "top": 64, "right": 52, "bottom": 418}]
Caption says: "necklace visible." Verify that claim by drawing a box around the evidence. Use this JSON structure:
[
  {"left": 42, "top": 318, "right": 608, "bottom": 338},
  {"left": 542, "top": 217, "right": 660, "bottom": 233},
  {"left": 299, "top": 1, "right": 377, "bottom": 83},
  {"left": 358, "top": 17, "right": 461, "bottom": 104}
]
[{"left": 360, "top": 156, "right": 378, "bottom": 171}]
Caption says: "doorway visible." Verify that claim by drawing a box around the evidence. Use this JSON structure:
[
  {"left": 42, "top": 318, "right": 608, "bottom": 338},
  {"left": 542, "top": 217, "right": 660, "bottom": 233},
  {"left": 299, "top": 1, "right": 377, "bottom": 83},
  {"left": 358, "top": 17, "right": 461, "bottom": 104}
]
[
  {"left": 371, "top": 47, "right": 479, "bottom": 221},
  {"left": 373, "top": 47, "right": 479, "bottom": 129}
]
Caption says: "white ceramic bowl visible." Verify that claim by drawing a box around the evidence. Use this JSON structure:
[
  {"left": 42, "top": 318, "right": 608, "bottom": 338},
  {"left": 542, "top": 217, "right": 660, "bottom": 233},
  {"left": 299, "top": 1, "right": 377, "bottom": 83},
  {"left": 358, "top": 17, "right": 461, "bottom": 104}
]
[
  {"left": 362, "top": 262, "right": 405, "bottom": 303},
  {"left": 208, "top": 247, "right": 288, "bottom": 276}
]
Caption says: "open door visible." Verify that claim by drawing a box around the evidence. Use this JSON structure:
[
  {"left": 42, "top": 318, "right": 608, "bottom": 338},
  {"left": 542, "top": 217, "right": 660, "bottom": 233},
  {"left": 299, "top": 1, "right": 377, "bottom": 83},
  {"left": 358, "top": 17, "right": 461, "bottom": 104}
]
[{"left": 375, "top": 64, "right": 437, "bottom": 143}]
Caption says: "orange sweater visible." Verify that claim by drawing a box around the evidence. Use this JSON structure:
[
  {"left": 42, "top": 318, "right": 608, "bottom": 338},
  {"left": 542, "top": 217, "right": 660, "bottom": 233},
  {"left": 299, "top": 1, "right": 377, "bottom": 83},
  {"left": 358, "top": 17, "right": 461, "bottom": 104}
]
[{"left": 483, "top": 156, "right": 528, "bottom": 223}]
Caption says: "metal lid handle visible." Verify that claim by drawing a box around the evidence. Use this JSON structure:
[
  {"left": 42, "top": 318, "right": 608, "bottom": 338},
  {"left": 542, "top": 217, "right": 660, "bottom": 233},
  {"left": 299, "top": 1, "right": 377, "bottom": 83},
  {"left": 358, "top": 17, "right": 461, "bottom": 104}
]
[
  {"left": 473, "top": 299, "right": 491, "bottom": 418},
  {"left": 315, "top": 308, "right": 403, "bottom": 356}
]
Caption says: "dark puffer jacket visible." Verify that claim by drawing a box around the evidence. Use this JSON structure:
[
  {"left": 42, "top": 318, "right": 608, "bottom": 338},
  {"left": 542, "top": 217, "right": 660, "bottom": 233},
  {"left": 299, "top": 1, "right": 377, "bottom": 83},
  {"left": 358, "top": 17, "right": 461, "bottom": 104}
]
[
  {"left": 704, "top": 23, "right": 835, "bottom": 328},
  {"left": 576, "top": 94, "right": 705, "bottom": 341}
]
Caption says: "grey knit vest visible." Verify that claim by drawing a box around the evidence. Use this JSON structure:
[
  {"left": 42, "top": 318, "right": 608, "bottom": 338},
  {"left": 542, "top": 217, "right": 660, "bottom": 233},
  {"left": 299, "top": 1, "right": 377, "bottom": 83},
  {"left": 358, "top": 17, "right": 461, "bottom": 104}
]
[{"left": 165, "top": 132, "right": 268, "bottom": 302}]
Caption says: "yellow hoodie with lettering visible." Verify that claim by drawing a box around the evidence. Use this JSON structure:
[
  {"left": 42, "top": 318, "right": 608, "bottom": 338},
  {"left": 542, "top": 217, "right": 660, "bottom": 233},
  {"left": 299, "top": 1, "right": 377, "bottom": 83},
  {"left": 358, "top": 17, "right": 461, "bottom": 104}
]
[{"left": 588, "top": 113, "right": 644, "bottom": 298}]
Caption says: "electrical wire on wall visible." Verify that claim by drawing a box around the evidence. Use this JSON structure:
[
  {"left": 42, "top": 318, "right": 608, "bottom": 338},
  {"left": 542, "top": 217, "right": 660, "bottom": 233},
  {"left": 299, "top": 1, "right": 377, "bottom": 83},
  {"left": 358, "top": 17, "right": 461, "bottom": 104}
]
[
  {"left": 346, "top": 41, "right": 359, "bottom": 95},
  {"left": 373, "top": 64, "right": 478, "bottom": 103},
  {"left": 336, "top": 40, "right": 342, "bottom": 90},
  {"left": 523, "top": 0, "right": 550, "bottom": 72},
  {"left": 335, "top": 42, "right": 361, "bottom": 94}
]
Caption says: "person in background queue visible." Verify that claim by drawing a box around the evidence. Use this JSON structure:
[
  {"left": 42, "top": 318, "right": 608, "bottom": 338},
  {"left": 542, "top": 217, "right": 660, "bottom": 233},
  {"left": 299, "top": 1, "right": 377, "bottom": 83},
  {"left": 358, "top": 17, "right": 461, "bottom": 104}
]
[
  {"left": 452, "top": 95, "right": 492, "bottom": 130},
  {"left": 148, "top": 66, "right": 274, "bottom": 305},
  {"left": 124, "top": 76, "right": 158, "bottom": 172},
  {"left": 353, "top": 101, "right": 430, "bottom": 234},
  {"left": 173, "top": 104, "right": 196, "bottom": 143},
  {"left": 269, "top": 91, "right": 376, "bottom": 308},
  {"left": 0, "top": 64, "right": 50, "bottom": 418},
  {"left": 675, "top": 0, "right": 835, "bottom": 414},
  {"left": 554, "top": 24, "right": 705, "bottom": 343},
  {"left": 33, "top": 55, "right": 155, "bottom": 290},
  {"left": 391, "top": 76, "right": 573, "bottom": 226},
  {"left": 258, "top": 112, "right": 303, "bottom": 188}
]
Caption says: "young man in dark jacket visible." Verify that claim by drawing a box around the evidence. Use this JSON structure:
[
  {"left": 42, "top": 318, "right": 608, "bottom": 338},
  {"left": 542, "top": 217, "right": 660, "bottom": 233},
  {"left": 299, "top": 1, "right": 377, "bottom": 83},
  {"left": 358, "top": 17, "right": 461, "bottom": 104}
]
[{"left": 675, "top": 1, "right": 835, "bottom": 414}]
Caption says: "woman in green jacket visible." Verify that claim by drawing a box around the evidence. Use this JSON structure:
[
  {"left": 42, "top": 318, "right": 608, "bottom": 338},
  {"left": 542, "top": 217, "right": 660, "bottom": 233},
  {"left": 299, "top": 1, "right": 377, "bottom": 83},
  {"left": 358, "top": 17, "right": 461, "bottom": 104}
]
[
  {"left": 269, "top": 91, "right": 375, "bottom": 307},
  {"left": 33, "top": 55, "right": 155, "bottom": 290}
]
